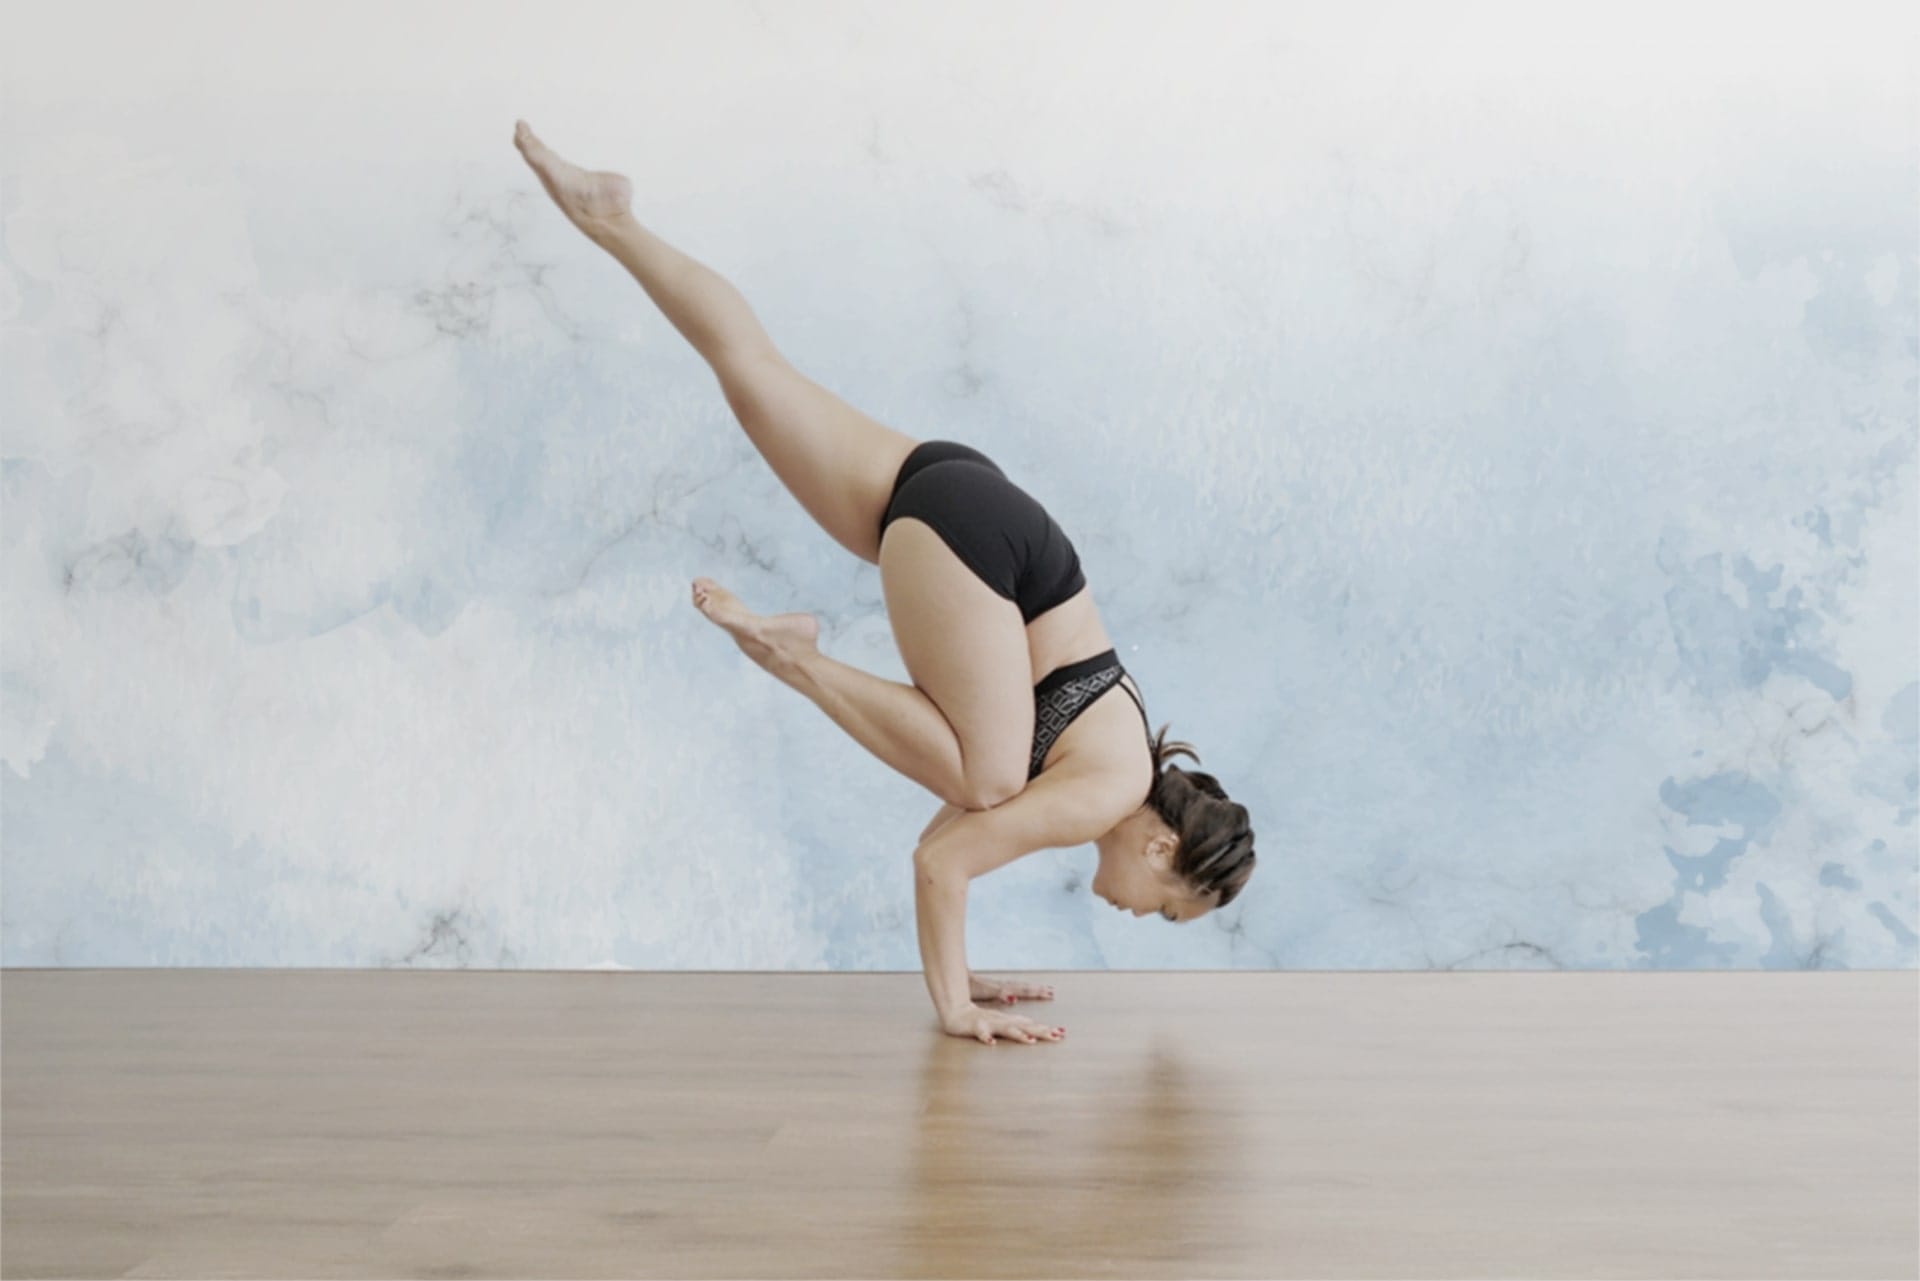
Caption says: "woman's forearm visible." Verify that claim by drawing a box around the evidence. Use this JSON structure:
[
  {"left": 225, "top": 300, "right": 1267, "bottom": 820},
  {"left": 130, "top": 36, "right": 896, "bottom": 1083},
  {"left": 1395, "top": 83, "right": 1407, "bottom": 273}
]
[{"left": 913, "top": 853, "right": 975, "bottom": 1028}]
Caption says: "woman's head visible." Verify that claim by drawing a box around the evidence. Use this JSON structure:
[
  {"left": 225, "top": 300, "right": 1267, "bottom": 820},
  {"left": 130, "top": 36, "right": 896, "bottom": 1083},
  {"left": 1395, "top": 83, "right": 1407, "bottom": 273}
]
[{"left": 1090, "top": 725, "right": 1256, "bottom": 922}]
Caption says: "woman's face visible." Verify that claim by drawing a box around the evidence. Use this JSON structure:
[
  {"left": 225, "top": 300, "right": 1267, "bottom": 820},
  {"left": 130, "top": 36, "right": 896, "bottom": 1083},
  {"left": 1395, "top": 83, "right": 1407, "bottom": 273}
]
[{"left": 1091, "top": 808, "right": 1214, "bottom": 923}]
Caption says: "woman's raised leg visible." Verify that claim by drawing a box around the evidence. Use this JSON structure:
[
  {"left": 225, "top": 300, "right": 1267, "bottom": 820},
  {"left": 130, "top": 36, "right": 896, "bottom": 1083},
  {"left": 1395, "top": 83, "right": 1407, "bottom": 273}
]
[{"left": 513, "top": 121, "right": 919, "bottom": 564}]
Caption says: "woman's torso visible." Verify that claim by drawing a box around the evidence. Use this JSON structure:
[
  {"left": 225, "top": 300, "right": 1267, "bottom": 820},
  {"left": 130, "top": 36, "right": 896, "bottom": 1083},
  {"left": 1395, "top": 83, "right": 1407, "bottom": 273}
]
[
  {"left": 887, "top": 440, "right": 1152, "bottom": 796},
  {"left": 1025, "top": 587, "right": 1153, "bottom": 796}
]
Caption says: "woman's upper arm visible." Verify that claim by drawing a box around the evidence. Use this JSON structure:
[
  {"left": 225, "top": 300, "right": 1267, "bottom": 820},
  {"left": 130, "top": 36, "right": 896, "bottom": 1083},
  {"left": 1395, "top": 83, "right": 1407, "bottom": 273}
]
[{"left": 915, "top": 766, "right": 1133, "bottom": 882}]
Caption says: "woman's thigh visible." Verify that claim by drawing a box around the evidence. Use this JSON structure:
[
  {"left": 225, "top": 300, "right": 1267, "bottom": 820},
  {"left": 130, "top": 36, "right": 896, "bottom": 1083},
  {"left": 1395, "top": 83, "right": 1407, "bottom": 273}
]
[
  {"left": 713, "top": 350, "right": 921, "bottom": 565},
  {"left": 879, "top": 517, "right": 1035, "bottom": 807}
]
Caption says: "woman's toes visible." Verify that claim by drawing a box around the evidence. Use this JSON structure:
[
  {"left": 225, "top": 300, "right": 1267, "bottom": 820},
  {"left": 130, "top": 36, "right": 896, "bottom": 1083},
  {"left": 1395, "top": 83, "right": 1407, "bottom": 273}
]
[{"left": 691, "top": 578, "right": 746, "bottom": 625}]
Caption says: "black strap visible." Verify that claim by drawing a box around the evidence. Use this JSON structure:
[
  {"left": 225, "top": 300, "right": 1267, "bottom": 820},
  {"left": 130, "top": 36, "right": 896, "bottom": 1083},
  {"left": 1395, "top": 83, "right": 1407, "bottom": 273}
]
[{"left": 1115, "top": 673, "right": 1152, "bottom": 743}]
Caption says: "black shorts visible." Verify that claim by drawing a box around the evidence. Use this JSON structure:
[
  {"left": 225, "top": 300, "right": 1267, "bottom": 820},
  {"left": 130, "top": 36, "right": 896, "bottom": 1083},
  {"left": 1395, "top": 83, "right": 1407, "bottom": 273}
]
[{"left": 879, "top": 440, "right": 1087, "bottom": 625}]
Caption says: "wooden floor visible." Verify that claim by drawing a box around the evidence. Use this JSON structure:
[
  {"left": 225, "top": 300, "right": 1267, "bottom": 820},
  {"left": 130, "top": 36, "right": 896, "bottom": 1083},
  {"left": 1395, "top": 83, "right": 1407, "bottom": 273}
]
[{"left": 2, "top": 970, "right": 1914, "bottom": 1280}]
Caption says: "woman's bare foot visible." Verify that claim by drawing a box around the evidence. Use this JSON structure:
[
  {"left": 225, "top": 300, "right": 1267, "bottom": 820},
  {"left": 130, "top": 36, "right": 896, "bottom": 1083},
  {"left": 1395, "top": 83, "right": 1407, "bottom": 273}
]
[
  {"left": 691, "top": 577, "right": 820, "bottom": 680},
  {"left": 513, "top": 120, "right": 634, "bottom": 232}
]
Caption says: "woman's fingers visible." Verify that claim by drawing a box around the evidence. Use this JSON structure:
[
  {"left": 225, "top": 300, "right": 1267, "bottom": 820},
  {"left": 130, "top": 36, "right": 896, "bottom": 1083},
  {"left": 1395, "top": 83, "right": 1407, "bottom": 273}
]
[
  {"left": 981, "top": 1008, "right": 1065, "bottom": 1044},
  {"left": 948, "top": 999, "right": 1065, "bottom": 1044}
]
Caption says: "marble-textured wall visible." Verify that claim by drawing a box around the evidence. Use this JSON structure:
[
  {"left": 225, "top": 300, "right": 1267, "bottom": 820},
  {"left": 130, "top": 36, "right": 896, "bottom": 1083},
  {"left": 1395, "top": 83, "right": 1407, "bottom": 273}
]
[{"left": 3, "top": 2, "right": 1914, "bottom": 970}]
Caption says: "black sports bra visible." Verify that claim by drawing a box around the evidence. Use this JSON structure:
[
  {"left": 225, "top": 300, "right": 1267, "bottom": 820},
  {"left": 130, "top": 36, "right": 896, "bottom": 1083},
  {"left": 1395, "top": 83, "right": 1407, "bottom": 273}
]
[{"left": 1028, "top": 648, "right": 1153, "bottom": 780}]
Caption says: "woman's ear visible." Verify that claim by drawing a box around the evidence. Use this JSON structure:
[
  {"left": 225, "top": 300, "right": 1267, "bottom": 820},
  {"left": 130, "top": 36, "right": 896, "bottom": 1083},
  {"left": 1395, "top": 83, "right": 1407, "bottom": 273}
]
[{"left": 1145, "top": 830, "right": 1178, "bottom": 870}]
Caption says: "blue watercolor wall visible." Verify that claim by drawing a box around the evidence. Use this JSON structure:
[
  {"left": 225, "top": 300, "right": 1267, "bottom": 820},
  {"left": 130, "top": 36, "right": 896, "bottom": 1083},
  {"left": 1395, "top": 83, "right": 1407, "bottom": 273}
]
[{"left": 2, "top": 2, "right": 1914, "bottom": 969}]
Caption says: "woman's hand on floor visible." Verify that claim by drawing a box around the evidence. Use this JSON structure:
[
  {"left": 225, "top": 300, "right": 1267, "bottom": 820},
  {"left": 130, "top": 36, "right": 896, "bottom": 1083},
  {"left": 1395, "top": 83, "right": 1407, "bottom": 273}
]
[
  {"left": 969, "top": 974, "right": 1055, "bottom": 1004},
  {"left": 943, "top": 1003, "right": 1065, "bottom": 1046}
]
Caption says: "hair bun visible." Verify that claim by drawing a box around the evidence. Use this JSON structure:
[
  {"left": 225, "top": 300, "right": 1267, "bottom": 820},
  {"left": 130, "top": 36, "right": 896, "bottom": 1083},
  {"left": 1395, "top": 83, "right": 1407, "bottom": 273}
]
[{"left": 1142, "top": 723, "right": 1257, "bottom": 910}]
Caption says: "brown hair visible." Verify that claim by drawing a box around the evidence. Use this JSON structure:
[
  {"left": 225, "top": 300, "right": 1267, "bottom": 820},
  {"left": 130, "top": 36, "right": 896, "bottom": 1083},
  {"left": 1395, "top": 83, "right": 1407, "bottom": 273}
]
[{"left": 1143, "top": 725, "right": 1256, "bottom": 909}]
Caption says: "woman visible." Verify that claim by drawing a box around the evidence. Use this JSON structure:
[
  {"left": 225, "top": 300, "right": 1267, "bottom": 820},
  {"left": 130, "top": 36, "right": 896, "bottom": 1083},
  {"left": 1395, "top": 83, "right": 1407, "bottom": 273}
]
[{"left": 513, "top": 122, "right": 1255, "bottom": 1045}]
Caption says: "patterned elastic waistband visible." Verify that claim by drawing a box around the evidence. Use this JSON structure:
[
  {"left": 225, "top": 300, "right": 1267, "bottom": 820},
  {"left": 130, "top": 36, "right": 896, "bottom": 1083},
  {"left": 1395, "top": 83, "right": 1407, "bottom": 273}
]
[{"left": 1034, "top": 648, "right": 1120, "bottom": 697}]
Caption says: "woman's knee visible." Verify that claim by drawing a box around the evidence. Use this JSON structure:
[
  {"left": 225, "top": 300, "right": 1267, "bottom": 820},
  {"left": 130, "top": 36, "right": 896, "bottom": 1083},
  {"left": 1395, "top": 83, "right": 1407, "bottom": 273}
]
[{"left": 959, "top": 764, "right": 1026, "bottom": 811}]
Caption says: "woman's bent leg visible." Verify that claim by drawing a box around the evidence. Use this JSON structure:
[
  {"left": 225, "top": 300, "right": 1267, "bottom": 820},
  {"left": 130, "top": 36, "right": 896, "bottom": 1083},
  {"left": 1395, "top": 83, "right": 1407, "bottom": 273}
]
[
  {"left": 690, "top": 577, "right": 987, "bottom": 810},
  {"left": 785, "top": 651, "right": 990, "bottom": 811}
]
